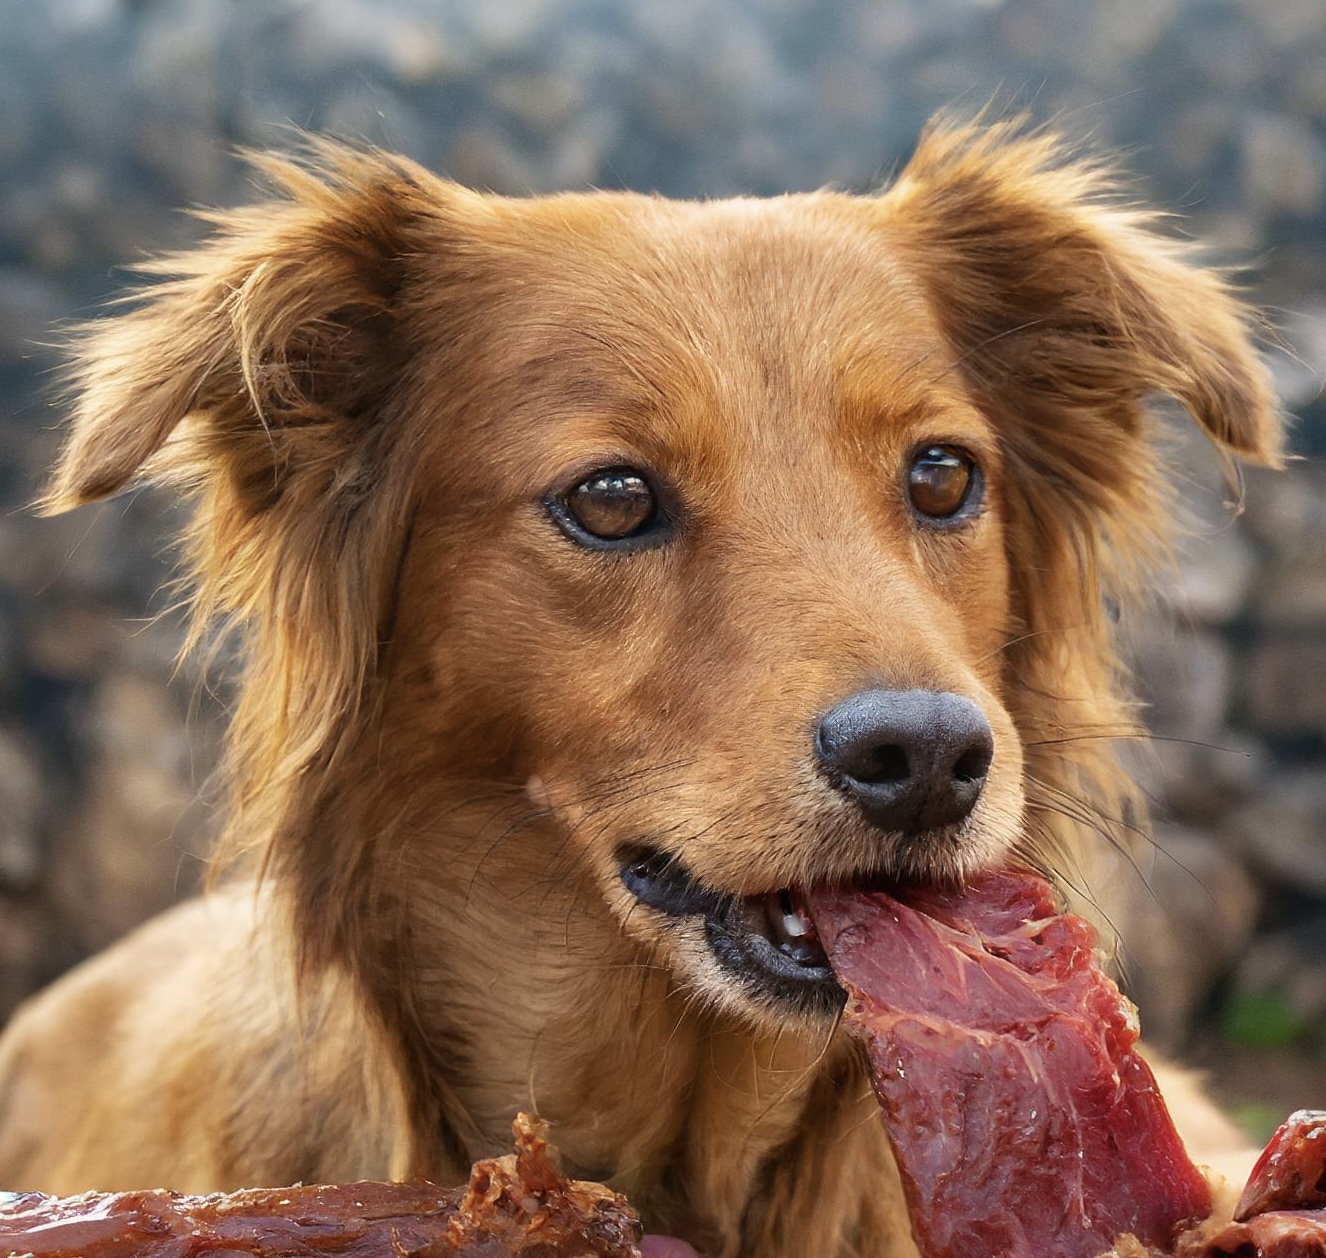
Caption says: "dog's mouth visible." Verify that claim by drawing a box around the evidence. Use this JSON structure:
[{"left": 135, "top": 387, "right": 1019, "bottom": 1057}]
[{"left": 619, "top": 847, "right": 844, "bottom": 1018}]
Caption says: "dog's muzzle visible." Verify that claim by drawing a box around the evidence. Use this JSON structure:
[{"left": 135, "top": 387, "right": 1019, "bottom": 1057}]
[{"left": 616, "top": 688, "right": 995, "bottom": 1016}]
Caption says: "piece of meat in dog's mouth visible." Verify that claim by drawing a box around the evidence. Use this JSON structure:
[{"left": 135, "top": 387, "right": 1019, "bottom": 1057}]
[
  {"left": 621, "top": 850, "right": 1326, "bottom": 1256},
  {"left": 618, "top": 847, "right": 842, "bottom": 1015},
  {"left": 805, "top": 870, "right": 1216, "bottom": 1258}
]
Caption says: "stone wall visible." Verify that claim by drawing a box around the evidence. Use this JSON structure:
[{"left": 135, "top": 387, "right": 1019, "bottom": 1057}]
[{"left": 1, "top": 0, "right": 1324, "bottom": 1111}]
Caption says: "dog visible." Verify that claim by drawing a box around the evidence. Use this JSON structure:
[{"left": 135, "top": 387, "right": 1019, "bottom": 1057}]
[{"left": 0, "top": 118, "right": 1281, "bottom": 1257}]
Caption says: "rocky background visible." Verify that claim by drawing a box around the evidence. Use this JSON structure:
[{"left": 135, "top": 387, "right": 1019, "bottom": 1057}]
[{"left": 0, "top": 0, "right": 1324, "bottom": 1133}]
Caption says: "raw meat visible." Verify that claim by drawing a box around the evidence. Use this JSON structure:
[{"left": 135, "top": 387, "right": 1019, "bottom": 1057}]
[
  {"left": 808, "top": 870, "right": 1212, "bottom": 1258},
  {"left": 1184, "top": 1209, "right": 1326, "bottom": 1257},
  {"left": 1237, "top": 1111, "right": 1326, "bottom": 1222},
  {"left": 1179, "top": 1110, "right": 1326, "bottom": 1258},
  {"left": 0, "top": 1112, "right": 643, "bottom": 1258}
]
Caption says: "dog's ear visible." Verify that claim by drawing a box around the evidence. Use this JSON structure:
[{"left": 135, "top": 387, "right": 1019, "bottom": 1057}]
[
  {"left": 45, "top": 146, "right": 433, "bottom": 513},
  {"left": 882, "top": 117, "right": 1282, "bottom": 472},
  {"left": 880, "top": 120, "right": 1282, "bottom": 618},
  {"left": 880, "top": 118, "right": 1285, "bottom": 861},
  {"left": 45, "top": 146, "right": 447, "bottom": 851}
]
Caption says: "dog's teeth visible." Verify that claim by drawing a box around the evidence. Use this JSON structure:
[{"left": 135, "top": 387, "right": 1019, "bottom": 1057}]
[
  {"left": 745, "top": 892, "right": 830, "bottom": 971},
  {"left": 781, "top": 910, "right": 809, "bottom": 939},
  {"left": 763, "top": 892, "right": 822, "bottom": 961},
  {"left": 773, "top": 891, "right": 814, "bottom": 943}
]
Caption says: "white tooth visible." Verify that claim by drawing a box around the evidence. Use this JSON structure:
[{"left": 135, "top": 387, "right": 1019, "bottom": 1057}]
[{"left": 781, "top": 911, "right": 809, "bottom": 938}]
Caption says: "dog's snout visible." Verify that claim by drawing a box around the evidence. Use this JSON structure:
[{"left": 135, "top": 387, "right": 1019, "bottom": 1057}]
[{"left": 814, "top": 689, "right": 994, "bottom": 833}]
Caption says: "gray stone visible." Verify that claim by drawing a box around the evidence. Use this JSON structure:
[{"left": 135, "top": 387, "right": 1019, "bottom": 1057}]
[
  {"left": 0, "top": 895, "right": 51, "bottom": 1023},
  {"left": 1138, "top": 732, "right": 1266, "bottom": 828},
  {"left": 25, "top": 601, "right": 117, "bottom": 682},
  {"left": 320, "top": 83, "right": 416, "bottom": 152},
  {"left": 0, "top": 72, "right": 35, "bottom": 163},
  {"left": 851, "top": 2, "right": 933, "bottom": 57},
  {"left": 0, "top": 270, "right": 68, "bottom": 365},
  {"left": 49, "top": 669, "right": 215, "bottom": 953},
  {"left": 1241, "top": 461, "right": 1326, "bottom": 554},
  {"left": 1169, "top": 528, "right": 1258, "bottom": 626},
  {"left": 47, "top": 0, "right": 125, "bottom": 37},
  {"left": 1243, "top": 635, "right": 1326, "bottom": 738},
  {"left": 287, "top": 0, "right": 455, "bottom": 84},
  {"left": 1259, "top": 549, "right": 1326, "bottom": 629},
  {"left": 0, "top": 730, "right": 43, "bottom": 892},
  {"left": 1242, "top": 112, "right": 1326, "bottom": 222},
  {"left": 545, "top": 110, "right": 623, "bottom": 189},
  {"left": 1082, "top": 0, "right": 1182, "bottom": 67},
  {"left": 491, "top": 72, "right": 585, "bottom": 138},
  {"left": 1253, "top": 0, "right": 1326, "bottom": 49},
  {"left": 1223, "top": 769, "right": 1326, "bottom": 895},
  {"left": 1289, "top": 48, "right": 1326, "bottom": 118},
  {"left": 444, "top": 121, "right": 547, "bottom": 195},
  {"left": 1160, "top": 103, "right": 1239, "bottom": 186},
  {"left": 1171, "top": 15, "right": 1269, "bottom": 96},
  {"left": 1149, "top": 410, "right": 1260, "bottom": 625}
]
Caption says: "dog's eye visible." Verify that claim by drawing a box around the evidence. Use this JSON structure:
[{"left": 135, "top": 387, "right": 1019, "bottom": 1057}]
[
  {"left": 906, "top": 446, "right": 980, "bottom": 521},
  {"left": 569, "top": 470, "right": 654, "bottom": 538},
  {"left": 557, "top": 468, "right": 660, "bottom": 544}
]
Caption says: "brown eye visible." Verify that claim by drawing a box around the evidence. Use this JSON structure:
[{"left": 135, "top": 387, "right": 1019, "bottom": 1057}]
[
  {"left": 562, "top": 469, "right": 658, "bottom": 542},
  {"left": 907, "top": 446, "right": 979, "bottom": 521}
]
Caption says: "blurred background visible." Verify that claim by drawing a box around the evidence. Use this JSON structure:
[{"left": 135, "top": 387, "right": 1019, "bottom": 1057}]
[{"left": 0, "top": 0, "right": 1323, "bottom": 1136}]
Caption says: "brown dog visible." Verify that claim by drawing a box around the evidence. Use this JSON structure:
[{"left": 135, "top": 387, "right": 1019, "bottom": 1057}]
[{"left": 0, "top": 119, "right": 1280, "bottom": 1256}]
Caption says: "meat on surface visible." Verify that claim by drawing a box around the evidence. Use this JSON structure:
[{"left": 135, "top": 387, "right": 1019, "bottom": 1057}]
[{"left": 0, "top": 1112, "right": 643, "bottom": 1258}]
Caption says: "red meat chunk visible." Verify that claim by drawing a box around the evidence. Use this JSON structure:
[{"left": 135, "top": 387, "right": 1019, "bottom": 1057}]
[
  {"left": 0, "top": 1113, "right": 643, "bottom": 1258},
  {"left": 1180, "top": 1111, "right": 1326, "bottom": 1258},
  {"left": 1185, "top": 1209, "right": 1326, "bottom": 1257},
  {"left": 808, "top": 869, "right": 1213, "bottom": 1258},
  {"left": 1237, "top": 1111, "right": 1326, "bottom": 1222}
]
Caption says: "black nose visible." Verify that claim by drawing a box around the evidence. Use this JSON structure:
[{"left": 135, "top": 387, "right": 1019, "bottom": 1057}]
[{"left": 814, "top": 689, "right": 994, "bottom": 834}]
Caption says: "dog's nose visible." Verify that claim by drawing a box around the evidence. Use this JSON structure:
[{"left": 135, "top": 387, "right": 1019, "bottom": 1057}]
[{"left": 814, "top": 689, "right": 994, "bottom": 834}]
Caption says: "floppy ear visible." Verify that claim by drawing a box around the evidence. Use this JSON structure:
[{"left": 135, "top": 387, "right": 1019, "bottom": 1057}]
[
  {"left": 47, "top": 147, "right": 438, "bottom": 512},
  {"left": 883, "top": 118, "right": 1282, "bottom": 472},
  {"left": 880, "top": 118, "right": 1284, "bottom": 859},
  {"left": 45, "top": 145, "right": 446, "bottom": 855}
]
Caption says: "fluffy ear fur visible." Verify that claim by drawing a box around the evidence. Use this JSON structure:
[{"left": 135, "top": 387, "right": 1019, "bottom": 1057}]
[
  {"left": 882, "top": 118, "right": 1284, "bottom": 866},
  {"left": 43, "top": 146, "right": 444, "bottom": 867},
  {"left": 887, "top": 119, "right": 1281, "bottom": 465}
]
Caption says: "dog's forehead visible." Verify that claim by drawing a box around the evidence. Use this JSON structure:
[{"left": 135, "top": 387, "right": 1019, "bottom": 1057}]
[
  {"left": 472, "top": 189, "right": 939, "bottom": 356},
  {"left": 421, "top": 189, "right": 979, "bottom": 487}
]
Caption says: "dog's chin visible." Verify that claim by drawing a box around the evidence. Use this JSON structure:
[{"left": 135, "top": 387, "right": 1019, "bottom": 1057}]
[{"left": 617, "top": 847, "right": 846, "bottom": 1022}]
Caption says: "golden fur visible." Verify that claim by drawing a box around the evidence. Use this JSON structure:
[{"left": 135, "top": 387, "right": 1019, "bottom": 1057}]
[{"left": 0, "top": 119, "right": 1281, "bottom": 1256}]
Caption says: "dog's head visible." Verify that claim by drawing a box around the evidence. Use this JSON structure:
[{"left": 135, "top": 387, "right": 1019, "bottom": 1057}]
[{"left": 46, "top": 121, "right": 1280, "bottom": 1032}]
